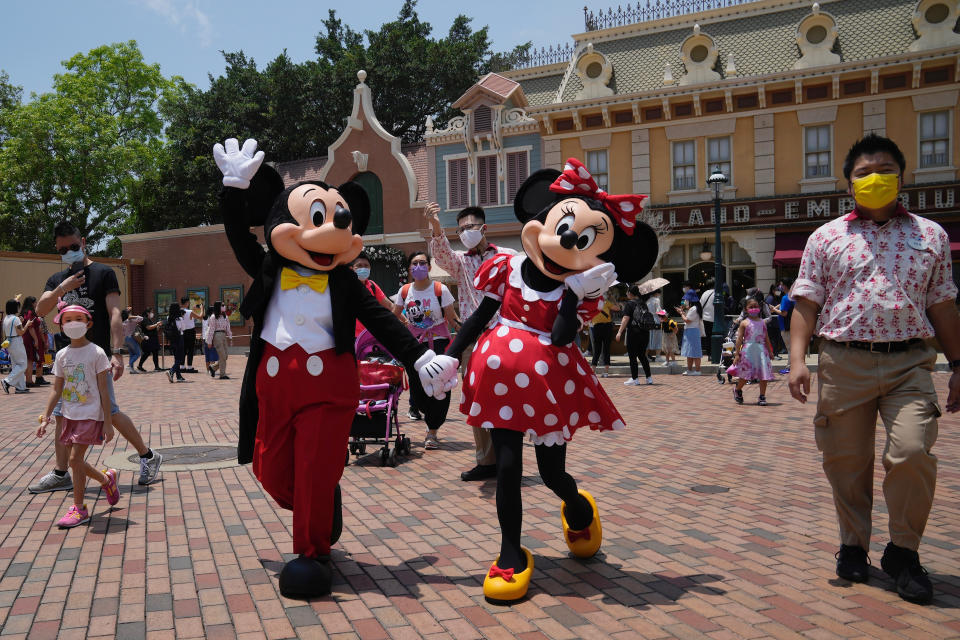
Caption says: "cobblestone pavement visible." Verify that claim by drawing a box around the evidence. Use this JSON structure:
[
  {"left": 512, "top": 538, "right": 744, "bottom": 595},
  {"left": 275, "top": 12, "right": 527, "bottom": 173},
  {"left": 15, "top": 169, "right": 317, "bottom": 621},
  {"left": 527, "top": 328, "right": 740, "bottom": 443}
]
[{"left": 0, "top": 358, "right": 958, "bottom": 639}]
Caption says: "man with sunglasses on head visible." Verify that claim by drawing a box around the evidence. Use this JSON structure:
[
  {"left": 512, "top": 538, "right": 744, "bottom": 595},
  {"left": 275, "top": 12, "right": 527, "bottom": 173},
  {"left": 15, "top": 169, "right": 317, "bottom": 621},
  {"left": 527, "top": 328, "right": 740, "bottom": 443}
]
[
  {"left": 426, "top": 202, "right": 516, "bottom": 481},
  {"left": 27, "top": 221, "right": 163, "bottom": 494}
]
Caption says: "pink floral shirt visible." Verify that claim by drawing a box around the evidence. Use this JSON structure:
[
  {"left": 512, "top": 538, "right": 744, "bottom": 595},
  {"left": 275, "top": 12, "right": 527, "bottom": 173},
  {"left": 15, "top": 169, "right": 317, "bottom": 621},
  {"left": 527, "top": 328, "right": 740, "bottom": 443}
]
[
  {"left": 793, "top": 205, "right": 957, "bottom": 342},
  {"left": 429, "top": 234, "right": 516, "bottom": 319}
]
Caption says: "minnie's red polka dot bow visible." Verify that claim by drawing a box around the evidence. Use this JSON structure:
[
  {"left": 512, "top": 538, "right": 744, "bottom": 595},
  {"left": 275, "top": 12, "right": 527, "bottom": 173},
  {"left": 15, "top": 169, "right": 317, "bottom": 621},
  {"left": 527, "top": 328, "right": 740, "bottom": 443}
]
[{"left": 548, "top": 158, "right": 647, "bottom": 236}]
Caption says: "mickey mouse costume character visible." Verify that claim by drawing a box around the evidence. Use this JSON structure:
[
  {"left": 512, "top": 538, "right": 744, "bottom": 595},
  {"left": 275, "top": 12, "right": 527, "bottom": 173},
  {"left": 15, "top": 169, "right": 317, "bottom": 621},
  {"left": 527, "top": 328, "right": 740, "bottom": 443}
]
[
  {"left": 445, "top": 159, "right": 658, "bottom": 603},
  {"left": 214, "top": 138, "right": 458, "bottom": 599}
]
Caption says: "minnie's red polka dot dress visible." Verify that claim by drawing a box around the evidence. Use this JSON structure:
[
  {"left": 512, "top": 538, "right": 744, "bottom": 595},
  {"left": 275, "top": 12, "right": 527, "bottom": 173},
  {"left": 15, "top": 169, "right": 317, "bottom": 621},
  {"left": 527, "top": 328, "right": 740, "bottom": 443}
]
[{"left": 460, "top": 254, "right": 625, "bottom": 445}]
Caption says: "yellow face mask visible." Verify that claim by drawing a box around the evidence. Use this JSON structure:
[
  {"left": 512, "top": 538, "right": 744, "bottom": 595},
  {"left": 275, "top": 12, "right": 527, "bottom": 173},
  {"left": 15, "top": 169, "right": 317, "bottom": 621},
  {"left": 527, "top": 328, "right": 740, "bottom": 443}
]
[{"left": 851, "top": 172, "right": 899, "bottom": 210}]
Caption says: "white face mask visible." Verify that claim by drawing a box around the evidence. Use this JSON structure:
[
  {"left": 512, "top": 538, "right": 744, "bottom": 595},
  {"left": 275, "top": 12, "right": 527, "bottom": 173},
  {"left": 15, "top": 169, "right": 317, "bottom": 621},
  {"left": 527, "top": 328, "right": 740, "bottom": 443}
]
[
  {"left": 62, "top": 321, "right": 89, "bottom": 340},
  {"left": 458, "top": 228, "right": 483, "bottom": 250}
]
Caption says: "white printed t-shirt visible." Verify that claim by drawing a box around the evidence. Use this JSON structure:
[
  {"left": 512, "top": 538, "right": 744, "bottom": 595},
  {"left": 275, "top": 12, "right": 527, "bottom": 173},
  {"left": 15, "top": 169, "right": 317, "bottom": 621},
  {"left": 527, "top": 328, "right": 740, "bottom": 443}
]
[{"left": 52, "top": 343, "right": 111, "bottom": 421}]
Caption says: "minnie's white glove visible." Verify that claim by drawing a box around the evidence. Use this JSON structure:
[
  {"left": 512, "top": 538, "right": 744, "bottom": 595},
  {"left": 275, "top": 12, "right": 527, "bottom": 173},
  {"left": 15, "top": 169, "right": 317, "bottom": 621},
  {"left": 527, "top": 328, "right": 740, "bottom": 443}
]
[
  {"left": 415, "top": 350, "right": 459, "bottom": 400},
  {"left": 213, "top": 138, "right": 265, "bottom": 189},
  {"left": 564, "top": 263, "right": 617, "bottom": 299}
]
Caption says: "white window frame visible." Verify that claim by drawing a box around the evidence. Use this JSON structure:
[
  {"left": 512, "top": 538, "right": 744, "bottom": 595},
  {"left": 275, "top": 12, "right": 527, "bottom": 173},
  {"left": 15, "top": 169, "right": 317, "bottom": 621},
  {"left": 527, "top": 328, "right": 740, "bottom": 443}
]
[
  {"left": 706, "top": 136, "right": 733, "bottom": 187},
  {"left": 444, "top": 155, "right": 470, "bottom": 212},
  {"left": 475, "top": 153, "right": 499, "bottom": 207},
  {"left": 671, "top": 140, "right": 697, "bottom": 191},
  {"left": 918, "top": 110, "right": 951, "bottom": 169},
  {"left": 803, "top": 124, "right": 832, "bottom": 179},
  {"left": 585, "top": 149, "right": 609, "bottom": 192}
]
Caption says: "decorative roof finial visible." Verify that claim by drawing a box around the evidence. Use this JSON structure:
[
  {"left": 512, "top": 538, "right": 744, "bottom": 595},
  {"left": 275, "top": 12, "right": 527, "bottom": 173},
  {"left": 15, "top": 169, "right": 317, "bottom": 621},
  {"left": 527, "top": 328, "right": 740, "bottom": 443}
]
[
  {"left": 357, "top": 70, "right": 367, "bottom": 84},
  {"left": 425, "top": 115, "right": 434, "bottom": 133},
  {"left": 693, "top": 23, "right": 701, "bottom": 35},
  {"left": 812, "top": 2, "right": 820, "bottom": 14}
]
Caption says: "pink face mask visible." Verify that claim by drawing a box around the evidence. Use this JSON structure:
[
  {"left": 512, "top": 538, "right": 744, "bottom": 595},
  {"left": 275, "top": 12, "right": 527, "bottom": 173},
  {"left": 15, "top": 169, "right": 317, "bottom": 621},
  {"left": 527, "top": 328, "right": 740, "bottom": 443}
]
[{"left": 747, "top": 308, "right": 761, "bottom": 316}]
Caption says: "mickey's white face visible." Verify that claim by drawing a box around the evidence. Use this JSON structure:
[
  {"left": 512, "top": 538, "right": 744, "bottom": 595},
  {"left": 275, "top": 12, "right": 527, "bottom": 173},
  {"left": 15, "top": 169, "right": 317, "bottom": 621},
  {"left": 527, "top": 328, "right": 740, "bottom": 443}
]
[
  {"left": 520, "top": 199, "right": 614, "bottom": 282},
  {"left": 270, "top": 184, "right": 363, "bottom": 271}
]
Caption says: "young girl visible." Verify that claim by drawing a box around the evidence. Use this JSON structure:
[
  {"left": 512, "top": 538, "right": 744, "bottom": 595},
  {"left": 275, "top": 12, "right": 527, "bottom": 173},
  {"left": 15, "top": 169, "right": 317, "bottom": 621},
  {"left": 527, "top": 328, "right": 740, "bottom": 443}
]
[
  {"left": 3, "top": 298, "right": 34, "bottom": 394},
  {"left": 36, "top": 302, "right": 120, "bottom": 528},
  {"left": 675, "top": 299, "right": 704, "bottom": 375},
  {"left": 731, "top": 297, "right": 775, "bottom": 406},
  {"left": 659, "top": 311, "right": 678, "bottom": 363}
]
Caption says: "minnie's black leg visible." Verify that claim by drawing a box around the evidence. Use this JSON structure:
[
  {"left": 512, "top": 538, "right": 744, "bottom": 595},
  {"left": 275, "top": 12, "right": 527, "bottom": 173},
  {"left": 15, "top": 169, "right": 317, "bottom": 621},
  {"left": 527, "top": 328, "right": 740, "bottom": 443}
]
[
  {"left": 491, "top": 428, "right": 526, "bottom": 572},
  {"left": 536, "top": 443, "right": 592, "bottom": 530}
]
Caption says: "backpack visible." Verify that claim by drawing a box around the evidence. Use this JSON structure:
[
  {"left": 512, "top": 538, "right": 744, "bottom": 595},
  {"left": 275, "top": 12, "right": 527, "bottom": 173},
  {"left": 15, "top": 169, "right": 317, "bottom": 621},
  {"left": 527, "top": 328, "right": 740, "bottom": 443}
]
[
  {"left": 400, "top": 281, "right": 444, "bottom": 311},
  {"left": 632, "top": 301, "right": 659, "bottom": 331}
]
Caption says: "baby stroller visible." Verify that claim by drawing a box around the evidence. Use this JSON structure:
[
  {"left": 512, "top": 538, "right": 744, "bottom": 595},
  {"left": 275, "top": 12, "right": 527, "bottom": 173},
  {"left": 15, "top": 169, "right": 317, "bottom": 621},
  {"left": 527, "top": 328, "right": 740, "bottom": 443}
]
[
  {"left": 717, "top": 340, "right": 735, "bottom": 384},
  {"left": 348, "top": 330, "right": 412, "bottom": 467}
]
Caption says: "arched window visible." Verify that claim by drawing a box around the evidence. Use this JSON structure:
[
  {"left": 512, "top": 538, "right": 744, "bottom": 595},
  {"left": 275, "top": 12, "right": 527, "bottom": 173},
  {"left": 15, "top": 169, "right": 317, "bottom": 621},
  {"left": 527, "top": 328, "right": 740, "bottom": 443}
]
[{"left": 352, "top": 172, "right": 383, "bottom": 235}]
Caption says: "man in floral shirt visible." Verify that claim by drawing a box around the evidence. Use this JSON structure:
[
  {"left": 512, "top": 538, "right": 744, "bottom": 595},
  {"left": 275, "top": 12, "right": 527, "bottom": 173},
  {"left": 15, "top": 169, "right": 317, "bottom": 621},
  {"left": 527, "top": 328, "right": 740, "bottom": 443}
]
[
  {"left": 789, "top": 135, "right": 960, "bottom": 604},
  {"left": 426, "top": 203, "right": 516, "bottom": 481}
]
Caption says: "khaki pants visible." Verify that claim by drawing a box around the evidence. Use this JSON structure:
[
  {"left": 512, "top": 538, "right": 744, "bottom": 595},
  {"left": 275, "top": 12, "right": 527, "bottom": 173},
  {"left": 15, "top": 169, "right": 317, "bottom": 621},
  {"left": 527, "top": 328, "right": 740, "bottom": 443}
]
[
  {"left": 814, "top": 341, "right": 940, "bottom": 551},
  {"left": 459, "top": 343, "right": 495, "bottom": 466},
  {"left": 213, "top": 331, "right": 229, "bottom": 378}
]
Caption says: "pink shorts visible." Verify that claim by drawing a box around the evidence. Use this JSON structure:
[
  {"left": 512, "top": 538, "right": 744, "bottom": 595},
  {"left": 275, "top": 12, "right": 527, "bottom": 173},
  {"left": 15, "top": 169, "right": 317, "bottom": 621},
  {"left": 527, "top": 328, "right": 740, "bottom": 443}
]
[{"left": 59, "top": 419, "right": 104, "bottom": 446}]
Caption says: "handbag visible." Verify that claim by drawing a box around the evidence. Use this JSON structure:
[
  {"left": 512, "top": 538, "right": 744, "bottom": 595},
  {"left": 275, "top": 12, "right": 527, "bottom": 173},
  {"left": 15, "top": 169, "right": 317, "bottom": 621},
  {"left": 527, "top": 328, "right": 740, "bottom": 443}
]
[{"left": 133, "top": 329, "right": 144, "bottom": 343}]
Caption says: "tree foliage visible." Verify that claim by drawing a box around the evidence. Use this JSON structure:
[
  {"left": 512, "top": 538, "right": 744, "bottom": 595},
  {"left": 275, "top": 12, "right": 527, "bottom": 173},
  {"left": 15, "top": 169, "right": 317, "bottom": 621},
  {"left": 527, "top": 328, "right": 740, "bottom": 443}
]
[
  {"left": 134, "top": 0, "right": 528, "bottom": 234},
  {"left": 0, "top": 42, "right": 183, "bottom": 254}
]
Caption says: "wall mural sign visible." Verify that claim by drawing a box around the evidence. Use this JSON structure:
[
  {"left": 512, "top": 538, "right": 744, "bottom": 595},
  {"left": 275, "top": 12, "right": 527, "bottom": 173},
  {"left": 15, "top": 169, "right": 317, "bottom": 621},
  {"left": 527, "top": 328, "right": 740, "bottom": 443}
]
[{"left": 645, "top": 183, "right": 960, "bottom": 229}]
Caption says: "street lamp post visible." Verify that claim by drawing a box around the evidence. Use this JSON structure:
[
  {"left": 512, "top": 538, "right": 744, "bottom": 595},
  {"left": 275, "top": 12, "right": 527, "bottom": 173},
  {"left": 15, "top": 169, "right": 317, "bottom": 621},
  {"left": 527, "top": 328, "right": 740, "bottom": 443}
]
[{"left": 707, "top": 166, "right": 728, "bottom": 364}]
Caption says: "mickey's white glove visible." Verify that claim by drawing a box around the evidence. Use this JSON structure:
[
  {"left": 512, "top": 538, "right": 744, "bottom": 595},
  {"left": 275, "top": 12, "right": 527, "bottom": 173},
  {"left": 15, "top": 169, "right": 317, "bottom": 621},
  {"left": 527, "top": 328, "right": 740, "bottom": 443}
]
[
  {"left": 213, "top": 138, "right": 265, "bottom": 189},
  {"left": 564, "top": 263, "right": 617, "bottom": 299},
  {"left": 415, "top": 350, "right": 459, "bottom": 400}
]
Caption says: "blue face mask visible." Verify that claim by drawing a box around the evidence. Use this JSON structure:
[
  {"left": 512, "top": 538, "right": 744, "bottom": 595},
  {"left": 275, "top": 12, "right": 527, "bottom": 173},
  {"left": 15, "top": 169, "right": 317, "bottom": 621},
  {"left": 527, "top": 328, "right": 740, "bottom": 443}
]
[
  {"left": 355, "top": 267, "right": 371, "bottom": 281},
  {"left": 61, "top": 248, "right": 84, "bottom": 265}
]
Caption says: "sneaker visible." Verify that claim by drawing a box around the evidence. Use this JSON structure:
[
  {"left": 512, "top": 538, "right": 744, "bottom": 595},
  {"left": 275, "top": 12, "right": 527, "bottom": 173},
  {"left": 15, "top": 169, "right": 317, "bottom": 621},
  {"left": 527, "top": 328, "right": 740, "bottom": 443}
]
[
  {"left": 600, "top": 372, "right": 609, "bottom": 378},
  {"left": 208, "top": 364, "right": 216, "bottom": 377},
  {"left": 138, "top": 451, "right": 163, "bottom": 486},
  {"left": 779, "top": 368, "right": 790, "bottom": 375},
  {"left": 688, "top": 371, "right": 702, "bottom": 376},
  {"left": 102, "top": 469, "right": 120, "bottom": 506},
  {"left": 881, "top": 542, "right": 933, "bottom": 604},
  {"left": 424, "top": 435, "right": 440, "bottom": 450},
  {"left": 758, "top": 395, "right": 768, "bottom": 406},
  {"left": 14, "top": 388, "right": 30, "bottom": 394},
  {"left": 57, "top": 505, "right": 90, "bottom": 529},
  {"left": 29, "top": 470, "right": 73, "bottom": 493},
  {"left": 408, "top": 408, "right": 423, "bottom": 420},
  {"left": 129, "top": 367, "right": 138, "bottom": 375},
  {"left": 681, "top": 371, "right": 689, "bottom": 376},
  {"left": 219, "top": 375, "right": 230, "bottom": 380},
  {"left": 733, "top": 389, "right": 744, "bottom": 405},
  {"left": 166, "top": 370, "right": 174, "bottom": 383},
  {"left": 460, "top": 464, "right": 497, "bottom": 481},
  {"left": 623, "top": 378, "right": 639, "bottom": 386},
  {"left": 645, "top": 377, "right": 654, "bottom": 385},
  {"left": 1, "top": 380, "right": 9, "bottom": 394},
  {"left": 836, "top": 544, "right": 870, "bottom": 583}
]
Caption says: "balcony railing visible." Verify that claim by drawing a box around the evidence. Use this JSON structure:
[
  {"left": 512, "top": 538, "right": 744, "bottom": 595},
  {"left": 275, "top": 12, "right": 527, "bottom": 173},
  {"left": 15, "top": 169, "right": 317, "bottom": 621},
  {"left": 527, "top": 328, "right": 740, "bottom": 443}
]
[
  {"left": 512, "top": 43, "right": 576, "bottom": 69},
  {"left": 584, "top": 0, "right": 756, "bottom": 31},
  {"left": 920, "top": 153, "right": 948, "bottom": 168}
]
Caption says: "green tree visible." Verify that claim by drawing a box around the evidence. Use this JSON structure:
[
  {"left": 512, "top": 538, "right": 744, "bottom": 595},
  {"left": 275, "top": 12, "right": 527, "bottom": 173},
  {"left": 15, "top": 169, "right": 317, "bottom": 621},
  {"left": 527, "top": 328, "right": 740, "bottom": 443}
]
[
  {"left": 0, "top": 42, "right": 182, "bottom": 254},
  {"left": 137, "top": 0, "right": 529, "bottom": 233}
]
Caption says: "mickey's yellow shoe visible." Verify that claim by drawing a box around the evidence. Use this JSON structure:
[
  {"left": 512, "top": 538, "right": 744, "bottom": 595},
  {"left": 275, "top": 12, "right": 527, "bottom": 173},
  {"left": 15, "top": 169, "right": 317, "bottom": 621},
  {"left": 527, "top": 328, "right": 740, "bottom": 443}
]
[
  {"left": 483, "top": 548, "right": 534, "bottom": 604},
  {"left": 561, "top": 490, "right": 602, "bottom": 558}
]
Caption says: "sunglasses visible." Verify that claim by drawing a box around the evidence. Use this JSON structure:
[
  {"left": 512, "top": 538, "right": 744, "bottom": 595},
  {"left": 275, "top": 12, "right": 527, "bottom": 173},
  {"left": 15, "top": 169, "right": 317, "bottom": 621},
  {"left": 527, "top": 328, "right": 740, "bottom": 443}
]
[{"left": 57, "top": 243, "right": 81, "bottom": 255}]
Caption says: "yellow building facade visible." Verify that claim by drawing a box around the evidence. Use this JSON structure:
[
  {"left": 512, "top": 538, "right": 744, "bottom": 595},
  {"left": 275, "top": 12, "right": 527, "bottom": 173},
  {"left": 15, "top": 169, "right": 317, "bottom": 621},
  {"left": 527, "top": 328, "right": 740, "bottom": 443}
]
[{"left": 503, "top": 0, "right": 960, "bottom": 309}]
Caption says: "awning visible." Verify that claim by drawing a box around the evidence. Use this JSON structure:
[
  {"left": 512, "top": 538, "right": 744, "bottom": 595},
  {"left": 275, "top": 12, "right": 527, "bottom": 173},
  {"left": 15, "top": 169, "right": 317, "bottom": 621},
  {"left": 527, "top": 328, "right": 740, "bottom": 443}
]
[{"left": 773, "top": 232, "right": 810, "bottom": 267}]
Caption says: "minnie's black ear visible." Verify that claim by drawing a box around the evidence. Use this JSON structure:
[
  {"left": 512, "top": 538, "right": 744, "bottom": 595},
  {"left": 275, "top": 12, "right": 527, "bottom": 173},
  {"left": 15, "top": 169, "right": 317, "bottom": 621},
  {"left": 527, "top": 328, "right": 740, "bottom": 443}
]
[
  {"left": 608, "top": 220, "right": 659, "bottom": 283},
  {"left": 514, "top": 169, "right": 562, "bottom": 224},
  {"left": 245, "top": 164, "right": 286, "bottom": 227},
  {"left": 337, "top": 182, "right": 371, "bottom": 236}
]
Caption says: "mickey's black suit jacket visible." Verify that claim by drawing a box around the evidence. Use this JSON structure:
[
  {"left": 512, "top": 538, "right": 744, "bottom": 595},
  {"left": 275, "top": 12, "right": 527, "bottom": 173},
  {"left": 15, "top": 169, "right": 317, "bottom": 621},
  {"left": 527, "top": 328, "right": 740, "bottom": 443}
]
[{"left": 221, "top": 188, "right": 429, "bottom": 464}]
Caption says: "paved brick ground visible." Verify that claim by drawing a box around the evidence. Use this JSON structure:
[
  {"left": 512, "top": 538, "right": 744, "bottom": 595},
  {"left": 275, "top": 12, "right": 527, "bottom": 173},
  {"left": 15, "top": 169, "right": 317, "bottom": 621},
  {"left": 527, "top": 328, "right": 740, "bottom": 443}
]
[{"left": 1, "top": 358, "right": 958, "bottom": 639}]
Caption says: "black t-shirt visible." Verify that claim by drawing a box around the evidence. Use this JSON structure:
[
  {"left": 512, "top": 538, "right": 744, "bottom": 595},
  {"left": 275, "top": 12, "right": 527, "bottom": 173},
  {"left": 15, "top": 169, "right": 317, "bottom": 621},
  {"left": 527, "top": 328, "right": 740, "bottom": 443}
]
[
  {"left": 621, "top": 299, "right": 645, "bottom": 333},
  {"left": 45, "top": 262, "right": 121, "bottom": 357}
]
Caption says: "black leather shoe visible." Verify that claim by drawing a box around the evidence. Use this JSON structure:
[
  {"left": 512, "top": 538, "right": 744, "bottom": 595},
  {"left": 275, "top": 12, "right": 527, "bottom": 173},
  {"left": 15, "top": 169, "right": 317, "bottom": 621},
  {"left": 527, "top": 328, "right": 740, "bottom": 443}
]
[
  {"left": 835, "top": 544, "right": 870, "bottom": 583},
  {"left": 881, "top": 542, "right": 933, "bottom": 604},
  {"left": 278, "top": 555, "right": 332, "bottom": 599},
  {"left": 460, "top": 464, "right": 497, "bottom": 482}
]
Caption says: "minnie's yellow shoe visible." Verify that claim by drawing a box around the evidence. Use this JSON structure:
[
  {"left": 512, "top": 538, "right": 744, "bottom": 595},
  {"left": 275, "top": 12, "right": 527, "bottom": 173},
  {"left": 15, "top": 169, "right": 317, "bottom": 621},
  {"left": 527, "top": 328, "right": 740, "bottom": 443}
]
[
  {"left": 561, "top": 490, "right": 602, "bottom": 558},
  {"left": 483, "top": 548, "right": 534, "bottom": 604}
]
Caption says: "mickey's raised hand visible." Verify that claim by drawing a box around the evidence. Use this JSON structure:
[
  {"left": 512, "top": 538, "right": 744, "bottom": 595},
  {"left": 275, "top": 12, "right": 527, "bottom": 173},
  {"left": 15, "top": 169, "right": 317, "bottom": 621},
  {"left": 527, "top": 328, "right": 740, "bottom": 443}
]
[{"left": 213, "top": 138, "right": 265, "bottom": 189}]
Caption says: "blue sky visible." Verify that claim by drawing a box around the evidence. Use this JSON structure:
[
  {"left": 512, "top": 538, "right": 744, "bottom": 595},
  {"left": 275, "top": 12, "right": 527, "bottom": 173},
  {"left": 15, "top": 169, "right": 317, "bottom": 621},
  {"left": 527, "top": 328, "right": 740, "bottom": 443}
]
[{"left": 3, "top": 0, "right": 593, "bottom": 97}]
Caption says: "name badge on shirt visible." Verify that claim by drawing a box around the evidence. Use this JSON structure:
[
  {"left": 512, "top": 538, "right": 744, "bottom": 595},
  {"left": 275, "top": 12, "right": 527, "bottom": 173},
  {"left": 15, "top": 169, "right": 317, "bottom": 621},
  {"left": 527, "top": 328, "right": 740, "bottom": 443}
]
[{"left": 907, "top": 236, "right": 926, "bottom": 251}]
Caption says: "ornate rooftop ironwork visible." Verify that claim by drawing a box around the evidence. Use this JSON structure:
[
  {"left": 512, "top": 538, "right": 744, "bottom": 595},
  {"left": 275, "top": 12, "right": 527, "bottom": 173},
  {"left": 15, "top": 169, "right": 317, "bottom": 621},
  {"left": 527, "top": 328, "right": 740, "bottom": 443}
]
[
  {"left": 584, "top": 0, "right": 757, "bottom": 31},
  {"left": 512, "top": 43, "right": 577, "bottom": 69}
]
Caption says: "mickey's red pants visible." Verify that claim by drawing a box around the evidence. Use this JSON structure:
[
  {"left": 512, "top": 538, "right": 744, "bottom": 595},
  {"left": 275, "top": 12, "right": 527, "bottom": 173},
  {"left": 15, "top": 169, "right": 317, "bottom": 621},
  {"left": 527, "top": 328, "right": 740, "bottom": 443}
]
[{"left": 253, "top": 343, "right": 359, "bottom": 558}]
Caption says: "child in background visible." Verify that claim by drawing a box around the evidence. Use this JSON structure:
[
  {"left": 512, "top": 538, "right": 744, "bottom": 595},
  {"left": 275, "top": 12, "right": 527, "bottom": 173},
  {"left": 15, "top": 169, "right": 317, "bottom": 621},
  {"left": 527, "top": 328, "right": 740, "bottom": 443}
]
[
  {"left": 731, "top": 297, "right": 775, "bottom": 406},
  {"left": 659, "top": 310, "right": 678, "bottom": 363},
  {"left": 36, "top": 302, "right": 120, "bottom": 528}
]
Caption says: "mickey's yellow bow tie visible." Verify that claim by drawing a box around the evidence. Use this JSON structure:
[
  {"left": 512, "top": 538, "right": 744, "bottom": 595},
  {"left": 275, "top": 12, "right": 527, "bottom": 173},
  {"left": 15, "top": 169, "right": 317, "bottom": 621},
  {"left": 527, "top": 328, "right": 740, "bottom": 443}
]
[{"left": 280, "top": 268, "right": 329, "bottom": 294}]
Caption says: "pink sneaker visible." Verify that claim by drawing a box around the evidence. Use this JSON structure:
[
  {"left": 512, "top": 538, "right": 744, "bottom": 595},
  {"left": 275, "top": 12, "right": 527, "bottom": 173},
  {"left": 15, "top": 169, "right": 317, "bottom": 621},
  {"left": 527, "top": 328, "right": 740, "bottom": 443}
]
[
  {"left": 102, "top": 469, "right": 120, "bottom": 506},
  {"left": 57, "top": 505, "right": 90, "bottom": 529}
]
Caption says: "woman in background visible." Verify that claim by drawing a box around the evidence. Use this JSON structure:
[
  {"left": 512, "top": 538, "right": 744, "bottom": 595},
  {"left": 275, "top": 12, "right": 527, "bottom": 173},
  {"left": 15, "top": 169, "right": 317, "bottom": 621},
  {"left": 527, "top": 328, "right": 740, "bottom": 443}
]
[
  {"left": 137, "top": 308, "right": 162, "bottom": 372},
  {"left": 205, "top": 302, "right": 232, "bottom": 380}
]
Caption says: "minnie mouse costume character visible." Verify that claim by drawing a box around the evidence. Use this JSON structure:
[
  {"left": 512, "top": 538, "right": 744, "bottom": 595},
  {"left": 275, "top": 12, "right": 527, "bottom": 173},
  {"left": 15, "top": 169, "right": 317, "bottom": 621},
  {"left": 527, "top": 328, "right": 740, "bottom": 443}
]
[
  {"left": 446, "top": 159, "right": 658, "bottom": 603},
  {"left": 214, "top": 138, "right": 457, "bottom": 599}
]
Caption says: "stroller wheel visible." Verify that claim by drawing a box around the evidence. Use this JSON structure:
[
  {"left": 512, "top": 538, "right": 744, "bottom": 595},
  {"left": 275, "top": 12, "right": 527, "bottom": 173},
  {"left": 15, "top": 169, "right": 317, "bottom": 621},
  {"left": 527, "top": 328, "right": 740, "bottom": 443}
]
[
  {"left": 401, "top": 437, "right": 411, "bottom": 455},
  {"left": 388, "top": 448, "right": 398, "bottom": 467},
  {"left": 379, "top": 446, "right": 389, "bottom": 466},
  {"left": 359, "top": 443, "right": 367, "bottom": 455},
  {"left": 345, "top": 449, "right": 350, "bottom": 466}
]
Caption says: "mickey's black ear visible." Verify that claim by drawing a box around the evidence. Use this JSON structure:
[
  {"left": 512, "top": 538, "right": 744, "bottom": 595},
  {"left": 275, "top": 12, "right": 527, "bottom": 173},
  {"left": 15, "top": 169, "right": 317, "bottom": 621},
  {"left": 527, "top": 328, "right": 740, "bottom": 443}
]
[
  {"left": 610, "top": 220, "right": 659, "bottom": 283},
  {"left": 514, "top": 169, "right": 562, "bottom": 223},
  {"left": 337, "top": 182, "right": 371, "bottom": 236},
  {"left": 245, "top": 164, "right": 286, "bottom": 227}
]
